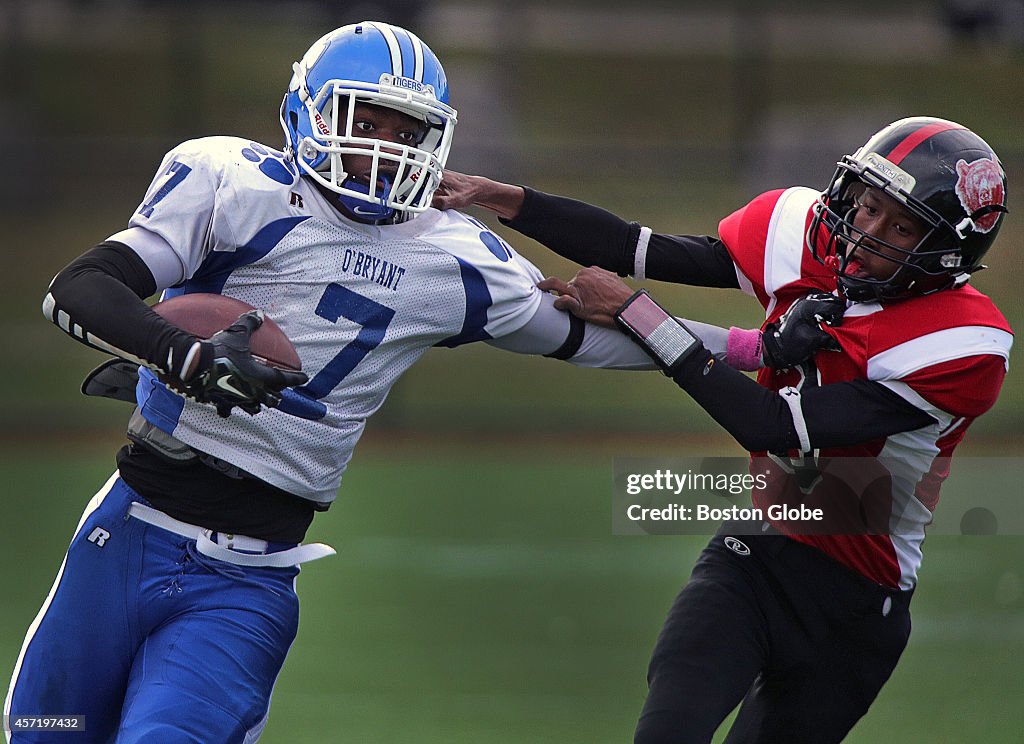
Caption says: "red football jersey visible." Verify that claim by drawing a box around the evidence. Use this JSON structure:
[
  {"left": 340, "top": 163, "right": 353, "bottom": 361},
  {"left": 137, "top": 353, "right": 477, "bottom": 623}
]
[{"left": 718, "top": 187, "right": 1013, "bottom": 588}]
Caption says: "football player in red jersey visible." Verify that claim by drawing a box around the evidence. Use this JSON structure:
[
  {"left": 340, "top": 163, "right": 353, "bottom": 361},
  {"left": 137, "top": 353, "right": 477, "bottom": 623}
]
[{"left": 433, "top": 117, "right": 1012, "bottom": 743}]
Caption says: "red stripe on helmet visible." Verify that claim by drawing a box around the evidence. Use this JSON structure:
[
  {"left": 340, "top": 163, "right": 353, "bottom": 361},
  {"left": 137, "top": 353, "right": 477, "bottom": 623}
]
[{"left": 885, "top": 121, "right": 964, "bottom": 165}]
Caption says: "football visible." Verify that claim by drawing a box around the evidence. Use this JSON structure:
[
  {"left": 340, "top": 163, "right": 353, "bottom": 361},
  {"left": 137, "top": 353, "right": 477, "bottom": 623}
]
[{"left": 152, "top": 293, "right": 302, "bottom": 371}]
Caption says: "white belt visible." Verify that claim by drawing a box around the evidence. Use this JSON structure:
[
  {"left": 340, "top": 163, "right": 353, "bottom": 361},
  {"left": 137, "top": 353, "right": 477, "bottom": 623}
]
[{"left": 127, "top": 502, "right": 336, "bottom": 568}]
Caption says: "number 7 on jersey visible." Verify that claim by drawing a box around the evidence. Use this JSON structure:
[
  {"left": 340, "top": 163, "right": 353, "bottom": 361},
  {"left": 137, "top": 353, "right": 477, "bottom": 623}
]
[{"left": 278, "top": 283, "right": 395, "bottom": 420}]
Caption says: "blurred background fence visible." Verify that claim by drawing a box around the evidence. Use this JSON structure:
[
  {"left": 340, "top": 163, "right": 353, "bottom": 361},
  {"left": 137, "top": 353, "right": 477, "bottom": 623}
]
[
  {"left": 2, "top": 4, "right": 1023, "bottom": 742},
  {"left": 2, "top": 0, "right": 1021, "bottom": 445}
]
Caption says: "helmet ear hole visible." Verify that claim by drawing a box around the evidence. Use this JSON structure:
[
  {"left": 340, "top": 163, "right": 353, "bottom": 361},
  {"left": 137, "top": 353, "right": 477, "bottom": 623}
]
[{"left": 844, "top": 180, "right": 866, "bottom": 202}]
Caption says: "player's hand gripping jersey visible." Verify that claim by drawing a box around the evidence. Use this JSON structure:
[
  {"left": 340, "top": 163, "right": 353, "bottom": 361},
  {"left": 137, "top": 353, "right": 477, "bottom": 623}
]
[
  {"left": 107, "top": 137, "right": 649, "bottom": 504},
  {"left": 719, "top": 187, "right": 1013, "bottom": 588}
]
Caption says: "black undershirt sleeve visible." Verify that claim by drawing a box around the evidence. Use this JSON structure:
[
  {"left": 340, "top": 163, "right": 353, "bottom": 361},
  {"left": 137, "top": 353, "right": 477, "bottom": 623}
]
[
  {"left": 502, "top": 187, "right": 739, "bottom": 288},
  {"left": 502, "top": 188, "right": 637, "bottom": 275},
  {"left": 43, "top": 241, "right": 201, "bottom": 379},
  {"left": 643, "top": 233, "right": 740, "bottom": 288},
  {"left": 666, "top": 347, "right": 936, "bottom": 453},
  {"left": 797, "top": 378, "right": 937, "bottom": 449}
]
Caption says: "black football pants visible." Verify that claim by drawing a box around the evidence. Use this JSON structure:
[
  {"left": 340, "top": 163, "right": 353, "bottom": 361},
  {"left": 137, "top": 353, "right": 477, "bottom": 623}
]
[{"left": 634, "top": 525, "right": 913, "bottom": 744}]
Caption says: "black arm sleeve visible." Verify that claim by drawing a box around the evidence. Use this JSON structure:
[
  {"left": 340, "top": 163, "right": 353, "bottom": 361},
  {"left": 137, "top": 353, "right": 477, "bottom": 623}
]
[
  {"left": 43, "top": 241, "right": 201, "bottom": 379},
  {"left": 667, "top": 347, "right": 937, "bottom": 452},
  {"left": 502, "top": 187, "right": 739, "bottom": 288},
  {"left": 502, "top": 187, "right": 637, "bottom": 275},
  {"left": 643, "top": 234, "right": 739, "bottom": 287}
]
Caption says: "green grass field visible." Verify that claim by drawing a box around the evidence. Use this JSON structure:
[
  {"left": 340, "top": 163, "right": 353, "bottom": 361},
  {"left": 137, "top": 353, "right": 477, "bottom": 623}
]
[{"left": 3, "top": 439, "right": 1021, "bottom": 743}]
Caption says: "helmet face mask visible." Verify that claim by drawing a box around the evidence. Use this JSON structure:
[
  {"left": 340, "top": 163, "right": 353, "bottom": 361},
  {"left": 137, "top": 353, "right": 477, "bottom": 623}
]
[
  {"left": 808, "top": 117, "right": 1008, "bottom": 303},
  {"left": 812, "top": 169, "right": 957, "bottom": 302},
  {"left": 279, "top": 22, "right": 458, "bottom": 222}
]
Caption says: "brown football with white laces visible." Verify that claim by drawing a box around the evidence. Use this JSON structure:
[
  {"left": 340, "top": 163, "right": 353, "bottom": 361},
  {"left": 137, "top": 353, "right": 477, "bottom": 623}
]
[{"left": 152, "top": 293, "right": 302, "bottom": 371}]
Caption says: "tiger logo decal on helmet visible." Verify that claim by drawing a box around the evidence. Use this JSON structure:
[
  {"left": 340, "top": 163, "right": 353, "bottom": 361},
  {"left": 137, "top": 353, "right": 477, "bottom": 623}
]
[{"left": 955, "top": 156, "right": 1005, "bottom": 234}]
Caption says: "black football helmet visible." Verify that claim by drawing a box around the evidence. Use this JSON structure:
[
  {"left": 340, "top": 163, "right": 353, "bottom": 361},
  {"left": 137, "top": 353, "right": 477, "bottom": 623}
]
[{"left": 807, "top": 117, "right": 1008, "bottom": 302}]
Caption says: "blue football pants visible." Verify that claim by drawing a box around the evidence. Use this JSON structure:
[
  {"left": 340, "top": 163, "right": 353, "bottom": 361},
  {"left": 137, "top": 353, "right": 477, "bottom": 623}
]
[{"left": 5, "top": 473, "right": 301, "bottom": 744}]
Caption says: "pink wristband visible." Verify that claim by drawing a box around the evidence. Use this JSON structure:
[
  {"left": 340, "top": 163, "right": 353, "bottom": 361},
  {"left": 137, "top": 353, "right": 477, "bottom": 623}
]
[{"left": 726, "top": 327, "right": 762, "bottom": 371}]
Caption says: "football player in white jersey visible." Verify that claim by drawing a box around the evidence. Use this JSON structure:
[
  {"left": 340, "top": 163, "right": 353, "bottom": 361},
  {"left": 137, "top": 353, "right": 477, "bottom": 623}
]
[
  {"left": 434, "top": 117, "right": 1012, "bottom": 743},
  {"left": 5, "top": 21, "right": 834, "bottom": 744}
]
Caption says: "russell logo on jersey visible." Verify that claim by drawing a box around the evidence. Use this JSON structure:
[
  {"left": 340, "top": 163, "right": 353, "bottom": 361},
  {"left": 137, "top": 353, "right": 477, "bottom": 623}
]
[{"left": 87, "top": 527, "right": 111, "bottom": 547}]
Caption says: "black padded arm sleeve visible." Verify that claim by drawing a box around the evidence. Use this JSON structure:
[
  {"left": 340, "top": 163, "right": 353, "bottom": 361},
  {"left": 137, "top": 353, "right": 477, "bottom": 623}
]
[
  {"left": 502, "top": 187, "right": 739, "bottom": 288},
  {"left": 667, "top": 348, "right": 936, "bottom": 452},
  {"left": 43, "top": 241, "right": 201, "bottom": 379},
  {"left": 643, "top": 233, "right": 740, "bottom": 288},
  {"left": 502, "top": 187, "right": 637, "bottom": 275}
]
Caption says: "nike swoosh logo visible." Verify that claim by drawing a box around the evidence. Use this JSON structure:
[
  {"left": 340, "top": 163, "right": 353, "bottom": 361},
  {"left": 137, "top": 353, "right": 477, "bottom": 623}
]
[
  {"left": 215, "top": 377, "right": 247, "bottom": 398},
  {"left": 352, "top": 205, "right": 386, "bottom": 215}
]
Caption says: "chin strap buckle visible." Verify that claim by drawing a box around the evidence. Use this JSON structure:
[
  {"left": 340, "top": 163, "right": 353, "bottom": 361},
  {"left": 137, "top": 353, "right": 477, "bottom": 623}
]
[{"left": 954, "top": 217, "right": 976, "bottom": 240}]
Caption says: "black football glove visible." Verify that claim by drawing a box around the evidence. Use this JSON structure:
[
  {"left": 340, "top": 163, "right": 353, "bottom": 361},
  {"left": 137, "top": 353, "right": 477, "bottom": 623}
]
[
  {"left": 761, "top": 292, "right": 844, "bottom": 370},
  {"left": 183, "top": 310, "right": 308, "bottom": 418}
]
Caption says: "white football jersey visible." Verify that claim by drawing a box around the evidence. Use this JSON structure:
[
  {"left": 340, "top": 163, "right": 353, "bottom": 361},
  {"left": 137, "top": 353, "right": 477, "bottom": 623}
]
[{"left": 118, "top": 136, "right": 554, "bottom": 504}]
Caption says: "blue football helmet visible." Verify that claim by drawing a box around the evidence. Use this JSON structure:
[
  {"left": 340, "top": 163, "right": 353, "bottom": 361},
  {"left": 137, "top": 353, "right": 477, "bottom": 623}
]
[{"left": 280, "top": 22, "right": 458, "bottom": 221}]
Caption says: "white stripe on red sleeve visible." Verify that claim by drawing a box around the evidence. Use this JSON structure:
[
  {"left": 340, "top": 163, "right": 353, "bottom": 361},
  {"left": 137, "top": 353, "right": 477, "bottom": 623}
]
[{"left": 867, "top": 326, "right": 1013, "bottom": 380}]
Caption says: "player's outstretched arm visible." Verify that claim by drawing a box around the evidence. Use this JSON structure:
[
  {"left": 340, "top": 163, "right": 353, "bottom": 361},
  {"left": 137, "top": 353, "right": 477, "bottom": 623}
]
[
  {"left": 434, "top": 171, "right": 637, "bottom": 275},
  {"left": 542, "top": 268, "right": 843, "bottom": 373},
  {"left": 558, "top": 268, "right": 933, "bottom": 452},
  {"left": 489, "top": 279, "right": 761, "bottom": 373},
  {"left": 432, "top": 171, "right": 525, "bottom": 219},
  {"left": 435, "top": 171, "right": 739, "bottom": 287}
]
